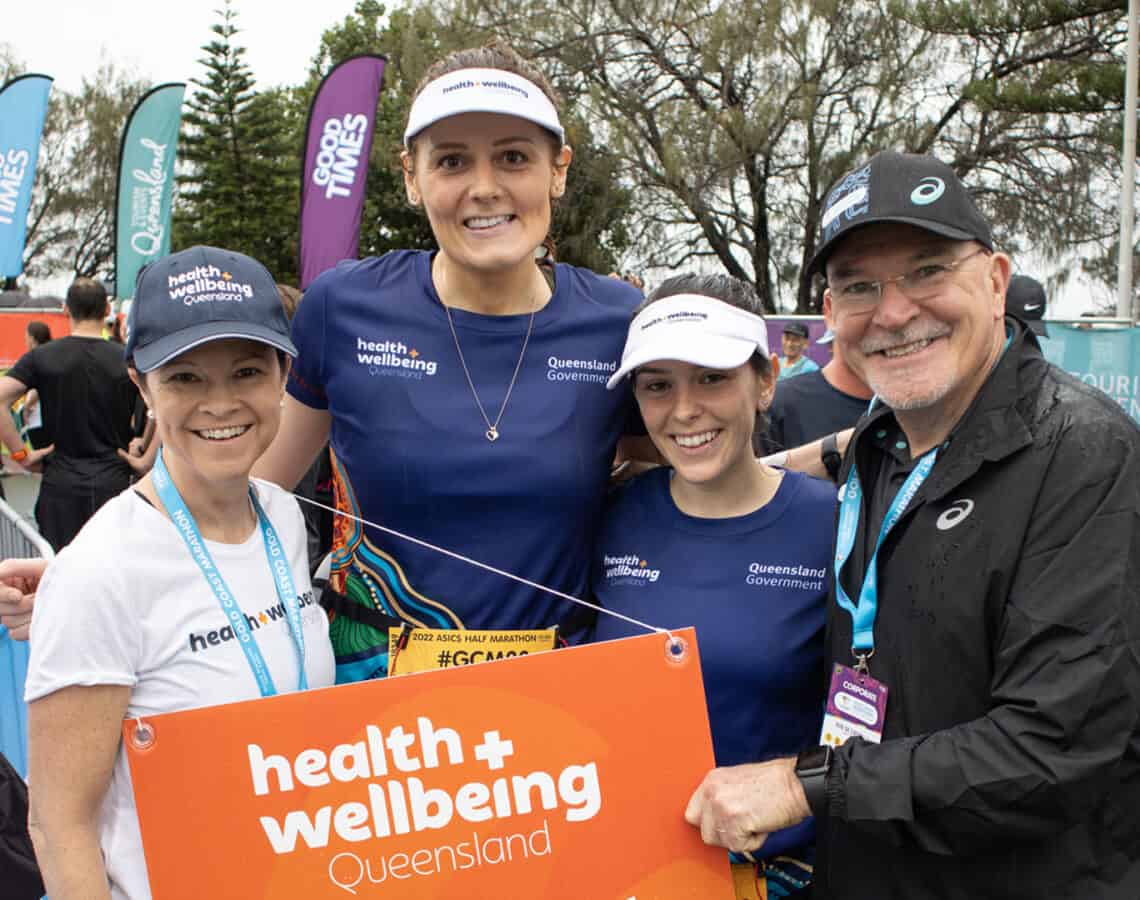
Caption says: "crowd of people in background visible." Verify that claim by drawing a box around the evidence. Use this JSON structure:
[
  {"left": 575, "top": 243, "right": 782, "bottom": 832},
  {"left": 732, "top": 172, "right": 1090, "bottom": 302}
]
[{"left": 0, "top": 38, "right": 1137, "bottom": 900}]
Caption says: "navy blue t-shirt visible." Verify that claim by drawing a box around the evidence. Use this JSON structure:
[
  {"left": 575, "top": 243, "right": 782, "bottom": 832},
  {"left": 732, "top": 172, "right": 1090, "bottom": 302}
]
[
  {"left": 592, "top": 467, "right": 835, "bottom": 858},
  {"left": 289, "top": 250, "right": 640, "bottom": 682},
  {"left": 757, "top": 368, "right": 869, "bottom": 454}
]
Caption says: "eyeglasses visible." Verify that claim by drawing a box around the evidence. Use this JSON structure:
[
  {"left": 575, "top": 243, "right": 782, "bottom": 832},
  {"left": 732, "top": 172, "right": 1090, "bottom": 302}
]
[{"left": 828, "top": 247, "right": 991, "bottom": 312}]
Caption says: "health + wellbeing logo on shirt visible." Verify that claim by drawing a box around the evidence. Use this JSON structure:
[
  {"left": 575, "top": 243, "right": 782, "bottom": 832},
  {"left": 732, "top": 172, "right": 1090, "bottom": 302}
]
[
  {"left": 356, "top": 335, "right": 439, "bottom": 379},
  {"left": 603, "top": 554, "right": 660, "bottom": 586},
  {"left": 187, "top": 590, "right": 318, "bottom": 654}
]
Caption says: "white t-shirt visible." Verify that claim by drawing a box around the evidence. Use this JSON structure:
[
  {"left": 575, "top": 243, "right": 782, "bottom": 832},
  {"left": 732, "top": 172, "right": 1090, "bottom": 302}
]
[{"left": 25, "top": 479, "right": 336, "bottom": 900}]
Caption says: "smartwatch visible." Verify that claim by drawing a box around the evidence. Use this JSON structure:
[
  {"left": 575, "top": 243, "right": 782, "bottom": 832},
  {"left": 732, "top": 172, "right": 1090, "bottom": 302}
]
[
  {"left": 820, "top": 432, "right": 842, "bottom": 481},
  {"left": 794, "top": 744, "right": 833, "bottom": 817}
]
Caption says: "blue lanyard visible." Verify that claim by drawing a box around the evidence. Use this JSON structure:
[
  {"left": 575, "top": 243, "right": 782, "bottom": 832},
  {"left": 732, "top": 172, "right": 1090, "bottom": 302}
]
[
  {"left": 152, "top": 448, "right": 307, "bottom": 697},
  {"left": 834, "top": 332, "right": 1010, "bottom": 664},
  {"left": 833, "top": 435, "right": 937, "bottom": 664}
]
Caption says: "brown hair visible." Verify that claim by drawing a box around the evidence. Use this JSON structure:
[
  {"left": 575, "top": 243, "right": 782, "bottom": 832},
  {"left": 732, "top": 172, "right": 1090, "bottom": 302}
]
[
  {"left": 276, "top": 284, "right": 303, "bottom": 322},
  {"left": 26, "top": 320, "right": 52, "bottom": 346},
  {"left": 640, "top": 273, "right": 773, "bottom": 379}
]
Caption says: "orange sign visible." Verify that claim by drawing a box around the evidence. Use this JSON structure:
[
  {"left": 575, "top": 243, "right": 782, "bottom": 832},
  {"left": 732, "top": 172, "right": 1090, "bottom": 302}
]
[
  {"left": 124, "top": 629, "right": 733, "bottom": 899},
  {"left": 0, "top": 310, "right": 71, "bottom": 368}
]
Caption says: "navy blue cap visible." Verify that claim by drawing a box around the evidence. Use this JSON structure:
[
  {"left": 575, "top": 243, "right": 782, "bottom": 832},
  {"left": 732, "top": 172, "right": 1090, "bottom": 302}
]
[
  {"left": 125, "top": 246, "right": 296, "bottom": 373},
  {"left": 809, "top": 152, "right": 993, "bottom": 276},
  {"left": 782, "top": 321, "right": 809, "bottom": 338}
]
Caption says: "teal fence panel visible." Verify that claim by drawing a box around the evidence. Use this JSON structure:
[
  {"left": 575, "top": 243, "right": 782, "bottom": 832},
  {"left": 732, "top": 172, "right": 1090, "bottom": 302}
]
[{"left": 1038, "top": 325, "right": 1140, "bottom": 424}]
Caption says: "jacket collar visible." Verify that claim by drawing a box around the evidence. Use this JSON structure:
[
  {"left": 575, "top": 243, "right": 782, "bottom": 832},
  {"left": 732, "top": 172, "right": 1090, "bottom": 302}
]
[{"left": 848, "top": 317, "right": 1038, "bottom": 502}]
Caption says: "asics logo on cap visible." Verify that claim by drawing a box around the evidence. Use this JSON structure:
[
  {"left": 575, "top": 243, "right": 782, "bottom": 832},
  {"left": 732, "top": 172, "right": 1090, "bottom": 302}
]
[{"left": 910, "top": 177, "right": 946, "bottom": 206}]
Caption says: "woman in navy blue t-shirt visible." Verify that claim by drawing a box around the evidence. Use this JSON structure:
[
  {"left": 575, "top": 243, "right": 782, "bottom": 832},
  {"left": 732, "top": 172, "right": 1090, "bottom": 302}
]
[
  {"left": 254, "top": 42, "right": 645, "bottom": 682},
  {"left": 594, "top": 273, "right": 835, "bottom": 898}
]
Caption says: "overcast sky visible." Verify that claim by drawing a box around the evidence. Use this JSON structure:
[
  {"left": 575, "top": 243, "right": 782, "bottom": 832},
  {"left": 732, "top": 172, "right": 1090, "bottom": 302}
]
[{"left": 4, "top": 0, "right": 365, "bottom": 94}]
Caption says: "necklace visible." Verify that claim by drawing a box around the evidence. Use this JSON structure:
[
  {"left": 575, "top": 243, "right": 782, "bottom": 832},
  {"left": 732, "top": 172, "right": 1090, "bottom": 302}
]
[{"left": 443, "top": 292, "right": 539, "bottom": 442}]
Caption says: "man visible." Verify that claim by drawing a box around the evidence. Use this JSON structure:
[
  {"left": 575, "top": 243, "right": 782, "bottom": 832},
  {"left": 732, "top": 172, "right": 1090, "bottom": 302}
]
[
  {"left": 777, "top": 321, "right": 819, "bottom": 379},
  {"left": 0, "top": 278, "right": 142, "bottom": 550},
  {"left": 757, "top": 313, "right": 871, "bottom": 460},
  {"left": 1005, "top": 273, "right": 1050, "bottom": 337},
  {"left": 686, "top": 151, "right": 1140, "bottom": 898}
]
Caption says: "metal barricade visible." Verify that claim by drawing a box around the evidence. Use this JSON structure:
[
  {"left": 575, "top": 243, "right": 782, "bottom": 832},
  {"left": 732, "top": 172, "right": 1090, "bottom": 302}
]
[
  {"left": 0, "top": 494, "right": 52, "bottom": 560},
  {"left": 0, "top": 495, "right": 52, "bottom": 778}
]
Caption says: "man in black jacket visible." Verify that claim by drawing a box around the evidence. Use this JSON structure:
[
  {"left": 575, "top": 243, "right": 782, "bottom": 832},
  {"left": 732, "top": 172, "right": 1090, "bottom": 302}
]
[{"left": 686, "top": 151, "right": 1140, "bottom": 898}]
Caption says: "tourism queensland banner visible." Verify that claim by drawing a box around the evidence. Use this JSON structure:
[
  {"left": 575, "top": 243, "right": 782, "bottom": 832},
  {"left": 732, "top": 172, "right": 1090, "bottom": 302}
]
[
  {"left": 114, "top": 82, "right": 185, "bottom": 298},
  {"left": 1040, "top": 324, "right": 1140, "bottom": 424},
  {"left": 0, "top": 74, "right": 53, "bottom": 279},
  {"left": 125, "top": 629, "right": 733, "bottom": 898},
  {"left": 299, "top": 54, "right": 386, "bottom": 289}
]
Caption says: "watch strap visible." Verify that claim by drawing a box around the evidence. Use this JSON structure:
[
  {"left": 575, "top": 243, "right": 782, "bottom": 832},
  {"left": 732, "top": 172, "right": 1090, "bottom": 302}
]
[
  {"left": 795, "top": 745, "right": 832, "bottom": 818},
  {"left": 820, "top": 432, "right": 842, "bottom": 480}
]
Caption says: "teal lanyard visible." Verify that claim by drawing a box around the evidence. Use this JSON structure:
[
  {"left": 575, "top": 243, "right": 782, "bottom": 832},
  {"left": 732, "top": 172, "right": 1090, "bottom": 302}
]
[
  {"left": 834, "top": 331, "right": 1010, "bottom": 666},
  {"left": 152, "top": 448, "right": 307, "bottom": 697},
  {"left": 833, "top": 433, "right": 937, "bottom": 666}
]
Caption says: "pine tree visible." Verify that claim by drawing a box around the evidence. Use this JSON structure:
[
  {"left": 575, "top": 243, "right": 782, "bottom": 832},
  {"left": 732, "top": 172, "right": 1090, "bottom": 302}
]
[{"left": 173, "top": 1, "right": 299, "bottom": 282}]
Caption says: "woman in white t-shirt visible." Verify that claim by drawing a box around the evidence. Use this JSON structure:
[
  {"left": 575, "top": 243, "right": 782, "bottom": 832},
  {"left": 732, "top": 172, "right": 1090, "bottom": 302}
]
[{"left": 24, "top": 246, "right": 336, "bottom": 900}]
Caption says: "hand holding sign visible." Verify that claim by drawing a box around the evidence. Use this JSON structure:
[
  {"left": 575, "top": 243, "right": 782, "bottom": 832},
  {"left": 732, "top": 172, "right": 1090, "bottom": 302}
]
[{"left": 684, "top": 758, "right": 811, "bottom": 855}]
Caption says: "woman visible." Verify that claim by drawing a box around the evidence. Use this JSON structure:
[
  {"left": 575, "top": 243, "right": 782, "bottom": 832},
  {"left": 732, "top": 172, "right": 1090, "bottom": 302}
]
[
  {"left": 24, "top": 246, "right": 336, "bottom": 900},
  {"left": 255, "top": 41, "right": 644, "bottom": 682},
  {"left": 593, "top": 274, "right": 835, "bottom": 899},
  {"left": 14, "top": 320, "right": 52, "bottom": 451}
]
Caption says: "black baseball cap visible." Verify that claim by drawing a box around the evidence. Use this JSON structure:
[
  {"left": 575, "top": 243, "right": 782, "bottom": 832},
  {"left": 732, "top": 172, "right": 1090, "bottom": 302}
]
[
  {"left": 126, "top": 246, "right": 296, "bottom": 373},
  {"left": 809, "top": 151, "right": 993, "bottom": 276},
  {"left": 782, "top": 321, "right": 809, "bottom": 338},
  {"left": 1005, "top": 274, "right": 1049, "bottom": 337}
]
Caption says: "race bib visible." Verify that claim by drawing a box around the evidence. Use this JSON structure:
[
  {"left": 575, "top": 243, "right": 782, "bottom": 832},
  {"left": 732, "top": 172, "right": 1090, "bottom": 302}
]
[{"left": 388, "top": 627, "right": 557, "bottom": 675}]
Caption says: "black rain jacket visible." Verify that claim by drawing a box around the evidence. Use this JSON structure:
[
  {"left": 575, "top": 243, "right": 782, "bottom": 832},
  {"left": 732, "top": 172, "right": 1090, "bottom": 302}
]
[{"left": 816, "top": 320, "right": 1140, "bottom": 898}]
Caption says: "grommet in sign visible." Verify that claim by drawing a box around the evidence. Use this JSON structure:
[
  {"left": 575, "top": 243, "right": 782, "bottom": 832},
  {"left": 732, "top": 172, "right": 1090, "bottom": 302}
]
[
  {"left": 664, "top": 633, "right": 688, "bottom": 666},
  {"left": 130, "top": 718, "right": 156, "bottom": 751}
]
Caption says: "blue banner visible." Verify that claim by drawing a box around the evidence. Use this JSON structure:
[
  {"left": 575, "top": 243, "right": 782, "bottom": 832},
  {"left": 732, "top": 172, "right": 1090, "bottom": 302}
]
[
  {"left": 0, "top": 74, "right": 53, "bottom": 279},
  {"left": 1039, "top": 325, "right": 1140, "bottom": 424},
  {"left": 115, "top": 83, "right": 185, "bottom": 297},
  {"left": 0, "top": 629, "right": 30, "bottom": 777}
]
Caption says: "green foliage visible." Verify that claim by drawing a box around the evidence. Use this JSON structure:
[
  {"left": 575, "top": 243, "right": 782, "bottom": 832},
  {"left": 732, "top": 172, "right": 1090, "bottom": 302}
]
[
  {"left": 173, "top": 1, "right": 299, "bottom": 282},
  {"left": 7, "top": 0, "right": 1138, "bottom": 305},
  {"left": 892, "top": 0, "right": 1130, "bottom": 289},
  {"left": 459, "top": 0, "right": 1134, "bottom": 309}
]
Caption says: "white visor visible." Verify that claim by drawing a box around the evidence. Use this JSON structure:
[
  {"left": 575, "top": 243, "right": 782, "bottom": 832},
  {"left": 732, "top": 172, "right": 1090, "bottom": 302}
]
[
  {"left": 606, "top": 294, "right": 769, "bottom": 390},
  {"left": 404, "top": 68, "right": 565, "bottom": 146}
]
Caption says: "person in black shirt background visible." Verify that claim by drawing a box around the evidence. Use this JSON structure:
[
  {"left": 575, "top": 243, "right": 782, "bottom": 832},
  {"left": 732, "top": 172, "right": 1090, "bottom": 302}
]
[{"left": 0, "top": 278, "right": 142, "bottom": 550}]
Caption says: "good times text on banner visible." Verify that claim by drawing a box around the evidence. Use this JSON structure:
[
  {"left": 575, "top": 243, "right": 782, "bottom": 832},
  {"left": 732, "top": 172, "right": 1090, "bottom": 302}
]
[{"left": 124, "top": 629, "right": 732, "bottom": 898}]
